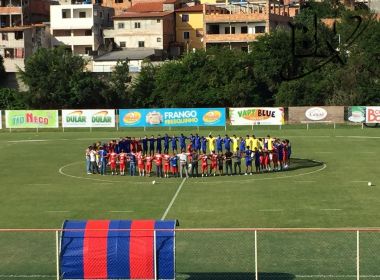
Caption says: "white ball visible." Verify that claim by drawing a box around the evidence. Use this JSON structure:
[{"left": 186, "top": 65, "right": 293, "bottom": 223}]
[
  {"left": 152, "top": 180, "right": 156, "bottom": 185},
  {"left": 368, "top": 182, "right": 372, "bottom": 186}
]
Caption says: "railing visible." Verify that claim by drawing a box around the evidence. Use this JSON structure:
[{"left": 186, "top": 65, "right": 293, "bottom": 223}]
[{"left": 0, "top": 228, "right": 380, "bottom": 279}]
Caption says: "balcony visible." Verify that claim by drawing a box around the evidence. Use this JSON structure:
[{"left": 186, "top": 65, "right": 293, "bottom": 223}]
[
  {"left": 204, "top": 33, "right": 263, "bottom": 43},
  {"left": 204, "top": 13, "right": 268, "bottom": 23},
  {"left": 51, "top": 35, "right": 94, "bottom": 46}
]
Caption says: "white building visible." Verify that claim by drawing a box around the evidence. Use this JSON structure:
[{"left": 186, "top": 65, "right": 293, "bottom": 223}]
[{"left": 50, "top": 3, "right": 113, "bottom": 56}]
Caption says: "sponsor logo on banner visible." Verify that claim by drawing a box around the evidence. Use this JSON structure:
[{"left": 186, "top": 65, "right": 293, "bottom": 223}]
[
  {"left": 348, "top": 106, "right": 366, "bottom": 123},
  {"left": 119, "top": 108, "right": 226, "bottom": 127},
  {"left": 62, "top": 110, "right": 115, "bottom": 127},
  {"left": 5, "top": 110, "right": 59, "bottom": 128},
  {"left": 366, "top": 107, "right": 380, "bottom": 123},
  {"left": 305, "top": 107, "right": 328, "bottom": 121},
  {"left": 229, "top": 107, "right": 284, "bottom": 125}
]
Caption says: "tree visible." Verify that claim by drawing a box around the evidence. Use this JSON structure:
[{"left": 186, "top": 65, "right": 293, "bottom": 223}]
[
  {"left": 108, "top": 60, "right": 131, "bottom": 107},
  {"left": 0, "top": 55, "right": 5, "bottom": 85},
  {"left": 0, "top": 88, "right": 25, "bottom": 109}
]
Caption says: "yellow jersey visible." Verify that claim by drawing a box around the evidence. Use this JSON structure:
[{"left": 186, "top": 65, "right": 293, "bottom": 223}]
[
  {"left": 231, "top": 137, "right": 238, "bottom": 152},
  {"left": 206, "top": 136, "right": 215, "bottom": 152}
]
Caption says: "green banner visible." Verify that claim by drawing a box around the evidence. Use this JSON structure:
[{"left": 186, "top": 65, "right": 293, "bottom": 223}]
[{"left": 5, "top": 110, "right": 59, "bottom": 128}]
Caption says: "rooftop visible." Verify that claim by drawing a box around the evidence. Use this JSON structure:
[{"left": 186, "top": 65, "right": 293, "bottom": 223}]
[
  {"left": 94, "top": 48, "right": 156, "bottom": 61},
  {"left": 175, "top": 4, "right": 204, "bottom": 12}
]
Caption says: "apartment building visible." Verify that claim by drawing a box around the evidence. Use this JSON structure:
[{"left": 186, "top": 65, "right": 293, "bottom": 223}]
[
  {"left": 108, "top": 2, "right": 175, "bottom": 55},
  {"left": 0, "top": 24, "right": 50, "bottom": 71},
  {"left": 0, "top": 0, "right": 30, "bottom": 27},
  {"left": 203, "top": 0, "right": 292, "bottom": 50},
  {"left": 50, "top": 2, "right": 114, "bottom": 55}
]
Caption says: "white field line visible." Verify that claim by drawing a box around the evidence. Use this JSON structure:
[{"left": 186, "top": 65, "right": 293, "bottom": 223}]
[
  {"left": 351, "top": 180, "right": 369, "bottom": 183},
  {"left": 258, "top": 209, "right": 284, "bottom": 212},
  {"left": 0, "top": 276, "right": 55, "bottom": 278},
  {"left": 190, "top": 209, "right": 215, "bottom": 213},
  {"left": 7, "top": 140, "right": 49, "bottom": 143},
  {"left": 297, "top": 275, "right": 380, "bottom": 278},
  {"left": 320, "top": 209, "right": 342, "bottom": 211},
  {"left": 295, "top": 180, "right": 316, "bottom": 183},
  {"left": 161, "top": 178, "right": 187, "bottom": 220},
  {"left": 335, "top": 136, "right": 380, "bottom": 139},
  {"left": 109, "top": 210, "right": 134, "bottom": 213}
]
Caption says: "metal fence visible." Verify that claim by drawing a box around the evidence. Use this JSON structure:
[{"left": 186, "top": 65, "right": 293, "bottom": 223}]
[{"left": 0, "top": 228, "right": 380, "bottom": 280}]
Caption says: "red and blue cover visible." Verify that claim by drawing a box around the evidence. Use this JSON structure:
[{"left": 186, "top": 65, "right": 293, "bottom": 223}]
[{"left": 60, "top": 220, "right": 176, "bottom": 279}]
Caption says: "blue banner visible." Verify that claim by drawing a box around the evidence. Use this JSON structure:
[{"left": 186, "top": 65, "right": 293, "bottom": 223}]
[{"left": 119, "top": 108, "right": 226, "bottom": 127}]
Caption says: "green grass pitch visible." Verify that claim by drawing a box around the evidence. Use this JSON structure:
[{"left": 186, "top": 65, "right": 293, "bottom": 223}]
[{"left": 0, "top": 125, "right": 380, "bottom": 279}]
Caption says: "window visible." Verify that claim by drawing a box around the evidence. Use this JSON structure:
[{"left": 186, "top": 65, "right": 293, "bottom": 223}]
[
  {"left": 183, "top": 31, "right": 190, "bottom": 40},
  {"left": 182, "top": 14, "right": 189, "bottom": 22},
  {"left": 157, "top": 19, "right": 161, "bottom": 23},
  {"left": 79, "top": 12, "right": 86, "bottom": 18},
  {"left": 134, "top": 22, "right": 141, "bottom": 28},
  {"left": 157, "top": 37, "right": 161, "bottom": 42},
  {"left": 85, "top": 47, "right": 92, "bottom": 55},
  {"left": 85, "top": 29, "right": 92, "bottom": 36},
  {"left": 1, "top": 33, "right": 8, "bottom": 41},
  {"left": 224, "top": 26, "right": 235, "bottom": 34},
  {"left": 118, "top": 22, "right": 124, "bottom": 29},
  {"left": 100, "top": 12, "right": 103, "bottom": 18},
  {"left": 120, "top": 41, "right": 126, "bottom": 47},
  {"left": 15, "top": 31, "right": 23, "bottom": 40},
  {"left": 241, "top": 26, "right": 248, "bottom": 34},
  {"left": 115, "top": 0, "right": 123, "bottom": 3},
  {"left": 62, "top": 9, "right": 70, "bottom": 18},
  {"left": 255, "top": 26, "right": 265, "bottom": 33},
  {"left": 138, "top": 41, "right": 144, "bottom": 47}
]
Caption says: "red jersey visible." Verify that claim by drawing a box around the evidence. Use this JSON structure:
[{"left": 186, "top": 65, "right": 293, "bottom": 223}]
[
  {"left": 119, "top": 153, "right": 127, "bottom": 165},
  {"left": 210, "top": 153, "right": 218, "bottom": 164},
  {"left": 146, "top": 156, "right": 153, "bottom": 166},
  {"left": 155, "top": 154, "right": 163, "bottom": 166},
  {"left": 201, "top": 155, "right": 208, "bottom": 166},
  {"left": 163, "top": 154, "right": 170, "bottom": 166},
  {"left": 109, "top": 152, "right": 118, "bottom": 164},
  {"left": 137, "top": 154, "right": 144, "bottom": 166}
]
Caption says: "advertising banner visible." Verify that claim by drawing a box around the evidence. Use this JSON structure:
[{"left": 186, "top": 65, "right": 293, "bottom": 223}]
[
  {"left": 366, "top": 107, "right": 380, "bottom": 123},
  {"left": 229, "top": 107, "right": 284, "bottom": 125},
  {"left": 62, "top": 109, "right": 115, "bottom": 127},
  {"left": 347, "top": 106, "right": 366, "bottom": 123},
  {"left": 119, "top": 108, "right": 226, "bottom": 127},
  {"left": 5, "top": 110, "right": 59, "bottom": 128},
  {"left": 288, "top": 106, "right": 344, "bottom": 123}
]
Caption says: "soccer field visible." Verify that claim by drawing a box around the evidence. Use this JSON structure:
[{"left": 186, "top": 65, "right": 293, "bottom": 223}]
[{"left": 0, "top": 126, "right": 380, "bottom": 279}]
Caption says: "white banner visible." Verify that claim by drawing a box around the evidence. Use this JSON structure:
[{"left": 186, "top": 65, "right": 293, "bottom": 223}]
[
  {"left": 62, "top": 109, "right": 115, "bottom": 128},
  {"left": 366, "top": 107, "right": 380, "bottom": 123},
  {"left": 229, "top": 107, "right": 284, "bottom": 125}
]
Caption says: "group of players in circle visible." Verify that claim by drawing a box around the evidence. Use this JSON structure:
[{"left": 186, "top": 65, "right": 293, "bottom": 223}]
[{"left": 85, "top": 133, "right": 292, "bottom": 178}]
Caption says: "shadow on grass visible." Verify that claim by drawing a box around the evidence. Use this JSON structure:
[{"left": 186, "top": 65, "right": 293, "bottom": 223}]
[
  {"left": 178, "top": 272, "right": 295, "bottom": 280},
  {"left": 286, "top": 158, "right": 324, "bottom": 172}
]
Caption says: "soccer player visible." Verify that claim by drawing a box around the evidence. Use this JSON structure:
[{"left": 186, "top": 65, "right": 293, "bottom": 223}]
[
  {"left": 163, "top": 152, "right": 171, "bottom": 178},
  {"left": 142, "top": 135, "right": 148, "bottom": 155},
  {"left": 170, "top": 154, "right": 178, "bottom": 177},
  {"left": 223, "top": 135, "right": 232, "bottom": 152},
  {"left": 119, "top": 149, "right": 127, "bottom": 176},
  {"left": 194, "top": 134, "right": 201, "bottom": 153},
  {"left": 210, "top": 151, "right": 218, "bottom": 176},
  {"left": 145, "top": 154, "right": 153, "bottom": 176},
  {"left": 128, "top": 152, "right": 136, "bottom": 176},
  {"left": 177, "top": 150, "right": 189, "bottom": 178},
  {"left": 225, "top": 149, "right": 233, "bottom": 176},
  {"left": 217, "top": 151, "right": 224, "bottom": 176},
  {"left": 264, "top": 150, "right": 270, "bottom": 171},
  {"left": 200, "top": 152, "right": 209, "bottom": 177},
  {"left": 233, "top": 147, "right": 242, "bottom": 175},
  {"left": 254, "top": 148, "right": 261, "bottom": 173},
  {"left": 137, "top": 152, "right": 145, "bottom": 176},
  {"left": 179, "top": 133, "right": 187, "bottom": 152},
  {"left": 285, "top": 139, "right": 291, "bottom": 168},
  {"left": 190, "top": 150, "right": 199, "bottom": 178},
  {"left": 98, "top": 145, "right": 108, "bottom": 175},
  {"left": 149, "top": 135, "right": 155, "bottom": 156},
  {"left": 200, "top": 136, "right": 207, "bottom": 154},
  {"left": 171, "top": 135, "right": 178, "bottom": 153},
  {"left": 277, "top": 140, "right": 284, "bottom": 170},
  {"left": 272, "top": 146, "right": 279, "bottom": 171},
  {"left": 109, "top": 150, "right": 118, "bottom": 175},
  {"left": 154, "top": 152, "right": 163, "bottom": 177},
  {"left": 163, "top": 134, "right": 170, "bottom": 154},
  {"left": 206, "top": 134, "right": 215, "bottom": 153},
  {"left": 239, "top": 137, "right": 246, "bottom": 156},
  {"left": 231, "top": 135, "right": 239, "bottom": 154},
  {"left": 156, "top": 134, "right": 162, "bottom": 154},
  {"left": 244, "top": 146, "right": 253, "bottom": 175},
  {"left": 216, "top": 135, "right": 223, "bottom": 153},
  {"left": 85, "top": 146, "right": 91, "bottom": 174}
]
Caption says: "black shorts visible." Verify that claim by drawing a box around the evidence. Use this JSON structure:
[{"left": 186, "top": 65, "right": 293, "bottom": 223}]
[{"left": 218, "top": 165, "right": 223, "bottom": 171}]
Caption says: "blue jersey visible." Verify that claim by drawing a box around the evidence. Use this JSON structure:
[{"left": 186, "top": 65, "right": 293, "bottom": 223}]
[
  {"left": 245, "top": 149, "right": 253, "bottom": 161},
  {"left": 195, "top": 136, "right": 201, "bottom": 149},
  {"left": 149, "top": 138, "right": 155, "bottom": 149},
  {"left": 171, "top": 137, "right": 177, "bottom": 148},
  {"left": 239, "top": 140, "right": 246, "bottom": 151},
  {"left": 163, "top": 136, "right": 170, "bottom": 148},
  {"left": 125, "top": 139, "right": 131, "bottom": 153},
  {"left": 170, "top": 156, "right": 178, "bottom": 167},
  {"left": 179, "top": 136, "right": 187, "bottom": 148},
  {"left": 201, "top": 138, "right": 207, "bottom": 151},
  {"left": 156, "top": 137, "right": 162, "bottom": 149},
  {"left": 142, "top": 138, "right": 148, "bottom": 150},
  {"left": 224, "top": 138, "right": 232, "bottom": 150},
  {"left": 216, "top": 138, "right": 223, "bottom": 149},
  {"left": 190, "top": 135, "right": 196, "bottom": 146},
  {"left": 99, "top": 149, "right": 108, "bottom": 162},
  {"left": 254, "top": 150, "right": 260, "bottom": 164}
]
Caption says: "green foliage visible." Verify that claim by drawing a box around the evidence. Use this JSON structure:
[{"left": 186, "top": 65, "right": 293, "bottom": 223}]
[
  {"left": 0, "top": 88, "right": 25, "bottom": 109},
  {"left": 108, "top": 60, "right": 131, "bottom": 106}
]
